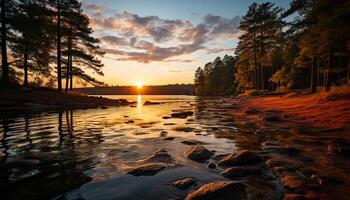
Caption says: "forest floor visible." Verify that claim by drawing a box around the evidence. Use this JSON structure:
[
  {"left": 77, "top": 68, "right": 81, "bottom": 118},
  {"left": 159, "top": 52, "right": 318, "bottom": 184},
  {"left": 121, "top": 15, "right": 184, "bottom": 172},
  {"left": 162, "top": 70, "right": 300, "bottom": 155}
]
[
  {"left": 0, "top": 86, "right": 131, "bottom": 114},
  {"left": 244, "top": 91, "right": 350, "bottom": 129}
]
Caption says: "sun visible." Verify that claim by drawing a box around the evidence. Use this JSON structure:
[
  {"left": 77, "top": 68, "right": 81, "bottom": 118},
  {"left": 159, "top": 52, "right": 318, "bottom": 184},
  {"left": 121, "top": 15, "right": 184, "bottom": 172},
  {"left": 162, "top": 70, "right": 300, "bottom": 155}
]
[{"left": 135, "top": 81, "right": 144, "bottom": 89}]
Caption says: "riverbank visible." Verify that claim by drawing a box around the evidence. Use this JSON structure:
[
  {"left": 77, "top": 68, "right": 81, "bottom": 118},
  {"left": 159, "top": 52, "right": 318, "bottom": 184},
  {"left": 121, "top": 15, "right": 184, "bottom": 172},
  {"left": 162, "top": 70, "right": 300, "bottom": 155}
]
[{"left": 0, "top": 86, "right": 131, "bottom": 114}]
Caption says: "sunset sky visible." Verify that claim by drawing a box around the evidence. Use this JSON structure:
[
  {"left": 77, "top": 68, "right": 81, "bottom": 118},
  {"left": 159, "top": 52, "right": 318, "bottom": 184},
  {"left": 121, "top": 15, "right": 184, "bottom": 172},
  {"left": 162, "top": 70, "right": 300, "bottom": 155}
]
[{"left": 82, "top": 0, "right": 291, "bottom": 86}]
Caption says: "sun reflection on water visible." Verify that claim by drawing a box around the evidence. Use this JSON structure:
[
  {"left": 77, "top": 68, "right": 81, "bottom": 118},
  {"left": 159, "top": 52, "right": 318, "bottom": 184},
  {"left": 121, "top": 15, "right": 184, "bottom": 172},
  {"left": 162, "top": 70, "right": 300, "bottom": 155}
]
[{"left": 137, "top": 95, "right": 142, "bottom": 106}]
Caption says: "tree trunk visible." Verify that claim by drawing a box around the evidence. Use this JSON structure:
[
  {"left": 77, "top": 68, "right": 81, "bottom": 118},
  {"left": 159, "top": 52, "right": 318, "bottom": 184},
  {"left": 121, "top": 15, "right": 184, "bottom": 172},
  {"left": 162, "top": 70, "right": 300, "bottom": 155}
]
[
  {"left": 56, "top": 0, "right": 62, "bottom": 92},
  {"left": 23, "top": 45, "right": 28, "bottom": 86},
  {"left": 325, "top": 46, "right": 333, "bottom": 91},
  {"left": 65, "top": 34, "right": 72, "bottom": 93},
  {"left": 310, "top": 56, "right": 317, "bottom": 93},
  {"left": 1, "top": 0, "right": 9, "bottom": 84},
  {"left": 253, "top": 28, "right": 259, "bottom": 91}
]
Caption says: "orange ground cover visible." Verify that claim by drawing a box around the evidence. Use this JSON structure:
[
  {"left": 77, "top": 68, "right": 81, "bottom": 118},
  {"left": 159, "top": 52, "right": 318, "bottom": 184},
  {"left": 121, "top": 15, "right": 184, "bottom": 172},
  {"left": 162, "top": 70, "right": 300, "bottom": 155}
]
[{"left": 248, "top": 94, "right": 350, "bottom": 129}]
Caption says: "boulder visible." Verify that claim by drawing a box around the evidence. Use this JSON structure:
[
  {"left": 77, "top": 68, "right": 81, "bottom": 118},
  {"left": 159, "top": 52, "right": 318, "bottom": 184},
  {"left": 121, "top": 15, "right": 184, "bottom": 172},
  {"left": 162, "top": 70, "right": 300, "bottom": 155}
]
[
  {"left": 171, "top": 111, "right": 194, "bottom": 118},
  {"left": 281, "top": 174, "right": 305, "bottom": 190},
  {"left": 184, "top": 146, "right": 213, "bottom": 162},
  {"left": 220, "top": 166, "right": 262, "bottom": 179},
  {"left": 185, "top": 181, "right": 246, "bottom": 200},
  {"left": 172, "top": 178, "right": 197, "bottom": 190},
  {"left": 218, "top": 150, "right": 263, "bottom": 167},
  {"left": 127, "top": 163, "right": 167, "bottom": 176},
  {"left": 207, "top": 162, "right": 217, "bottom": 169}
]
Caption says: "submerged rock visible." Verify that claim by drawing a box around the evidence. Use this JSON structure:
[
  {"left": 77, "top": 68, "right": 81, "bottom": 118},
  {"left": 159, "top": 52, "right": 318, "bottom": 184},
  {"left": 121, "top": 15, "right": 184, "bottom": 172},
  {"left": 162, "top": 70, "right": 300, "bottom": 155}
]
[
  {"left": 171, "top": 111, "right": 194, "bottom": 118},
  {"left": 218, "top": 150, "right": 263, "bottom": 167},
  {"left": 127, "top": 163, "right": 167, "bottom": 176},
  {"left": 263, "top": 115, "right": 282, "bottom": 122},
  {"left": 181, "top": 140, "right": 204, "bottom": 145},
  {"left": 244, "top": 120, "right": 258, "bottom": 128},
  {"left": 172, "top": 178, "right": 197, "bottom": 190},
  {"left": 175, "top": 127, "right": 194, "bottom": 132},
  {"left": 143, "top": 149, "right": 173, "bottom": 163},
  {"left": 185, "top": 181, "right": 246, "bottom": 200},
  {"left": 144, "top": 101, "right": 161, "bottom": 105},
  {"left": 184, "top": 145, "right": 213, "bottom": 162},
  {"left": 220, "top": 166, "right": 263, "bottom": 179}
]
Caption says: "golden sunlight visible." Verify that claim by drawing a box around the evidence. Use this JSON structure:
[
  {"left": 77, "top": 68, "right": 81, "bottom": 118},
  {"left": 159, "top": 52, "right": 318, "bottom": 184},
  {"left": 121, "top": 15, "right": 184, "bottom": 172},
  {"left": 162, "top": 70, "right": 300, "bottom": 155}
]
[{"left": 135, "top": 81, "right": 144, "bottom": 89}]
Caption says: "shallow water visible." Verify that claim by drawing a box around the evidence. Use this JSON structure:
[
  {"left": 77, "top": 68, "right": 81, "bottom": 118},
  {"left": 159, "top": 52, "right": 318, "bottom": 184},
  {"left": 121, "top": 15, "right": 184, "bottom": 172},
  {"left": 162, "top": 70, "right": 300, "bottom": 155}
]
[{"left": 0, "top": 95, "right": 242, "bottom": 200}]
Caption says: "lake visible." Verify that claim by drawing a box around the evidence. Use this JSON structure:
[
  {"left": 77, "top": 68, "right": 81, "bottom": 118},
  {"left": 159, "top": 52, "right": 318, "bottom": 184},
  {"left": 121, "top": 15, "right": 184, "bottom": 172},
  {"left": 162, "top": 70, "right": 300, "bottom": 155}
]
[{"left": 0, "top": 95, "right": 244, "bottom": 200}]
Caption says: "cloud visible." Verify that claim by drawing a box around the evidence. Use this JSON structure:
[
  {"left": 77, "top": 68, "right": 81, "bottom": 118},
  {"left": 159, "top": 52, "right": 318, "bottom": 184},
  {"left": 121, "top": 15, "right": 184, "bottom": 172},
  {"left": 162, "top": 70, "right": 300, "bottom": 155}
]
[{"left": 86, "top": 5, "right": 240, "bottom": 63}]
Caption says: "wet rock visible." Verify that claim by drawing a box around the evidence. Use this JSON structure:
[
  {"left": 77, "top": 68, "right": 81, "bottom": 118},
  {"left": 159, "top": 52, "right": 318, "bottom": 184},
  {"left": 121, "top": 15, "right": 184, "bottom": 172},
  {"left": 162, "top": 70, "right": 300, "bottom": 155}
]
[
  {"left": 245, "top": 108, "right": 262, "bottom": 115},
  {"left": 144, "top": 101, "right": 161, "bottom": 105},
  {"left": 254, "top": 127, "right": 277, "bottom": 135},
  {"left": 143, "top": 149, "right": 173, "bottom": 163},
  {"left": 184, "top": 145, "right": 213, "bottom": 162},
  {"left": 127, "top": 120, "right": 135, "bottom": 124},
  {"left": 164, "top": 123, "right": 176, "bottom": 126},
  {"left": 175, "top": 127, "right": 194, "bottom": 132},
  {"left": 172, "top": 178, "right": 197, "bottom": 190},
  {"left": 263, "top": 115, "right": 282, "bottom": 122},
  {"left": 162, "top": 116, "right": 172, "bottom": 119},
  {"left": 207, "top": 162, "right": 217, "bottom": 169},
  {"left": 181, "top": 140, "right": 204, "bottom": 145},
  {"left": 164, "top": 137, "right": 175, "bottom": 141},
  {"left": 327, "top": 138, "right": 350, "bottom": 157},
  {"left": 283, "top": 194, "right": 307, "bottom": 200},
  {"left": 281, "top": 174, "right": 305, "bottom": 190},
  {"left": 244, "top": 120, "right": 258, "bottom": 128},
  {"left": 159, "top": 131, "right": 168, "bottom": 137},
  {"left": 218, "top": 150, "right": 263, "bottom": 167},
  {"left": 127, "top": 163, "right": 167, "bottom": 176},
  {"left": 220, "top": 166, "right": 263, "bottom": 179},
  {"left": 171, "top": 111, "right": 194, "bottom": 119},
  {"left": 185, "top": 181, "right": 246, "bottom": 200}
]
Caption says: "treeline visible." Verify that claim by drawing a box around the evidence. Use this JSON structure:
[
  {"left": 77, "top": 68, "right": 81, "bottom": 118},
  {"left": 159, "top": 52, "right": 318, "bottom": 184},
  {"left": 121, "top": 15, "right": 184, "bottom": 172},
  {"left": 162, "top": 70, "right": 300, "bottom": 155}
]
[
  {"left": 75, "top": 84, "right": 194, "bottom": 95},
  {"left": 194, "top": 55, "right": 236, "bottom": 95},
  {"left": 195, "top": 0, "right": 350, "bottom": 95},
  {"left": 0, "top": 0, "right": 104, "bottom": 92}
]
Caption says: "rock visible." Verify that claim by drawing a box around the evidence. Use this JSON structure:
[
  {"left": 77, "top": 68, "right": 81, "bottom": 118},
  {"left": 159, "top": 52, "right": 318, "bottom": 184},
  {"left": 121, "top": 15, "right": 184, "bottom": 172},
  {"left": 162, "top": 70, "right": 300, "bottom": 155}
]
[
  {"left": 185, "top": 181, "right": 246, "bottom": 200},
  {"left": 281, "top": 174, "right": 305, "bottom": 190},
  {"left": 100, "top": 106, "right": 108, "bottom": 109},
  {"left": 184, "top": 146, "right": 213, "bottom": 162},
  {"left": 143, "top": 149, "right": 173, "bottom": 163},
  {"left": 127, "top": 163, "right": 167, "bottom": 176},
  {"left": 159, "top": 131, "right": 168, "bottom": 137},
  {"left": 7, "top": 159, "right": 40, "bottom": 167},
  {"left": 218, "top": 150, "right": 263, "bottom": 167},
  {"left": 207, "top": 162, "right": 216, "bottom": 169},
  {"left": 265, "top": 159, "right": 300, "bottom": 173},
  {"left": 171, "top": 111, "right": 194, "bottom": 119},
  {"left": 144, "top": 101, "right": 161, "bottom": 105},
  {"left": 181, "top": 140, "right": 204, "bottom": 145},
  {"left": 175, "top": 127, "right": 194, "bottom": 132},
  {"left": 220, "top": 166, "right": 262, "bottom": 179},
  {"left": 172, "top": 178, "right": 197, "bottom": 190},
  {"left": 263, "top": 115, "right": 282, "bottom": 122},
  {"left": 254, "top": 127, "right": 277, "bottom": 135},
  {"left": 163, "top": 116, "right": 172, "bottom": 119},
  {"left": 164, "top": 123, "right": 176, "bottom": 126},
  {"left": 127, "top": 120, "right": 135, "bottom": 124},
  {"left": 244, "top": 120, "right": 258, "bottom": 128},
  {"left": 283, "top": 194, "right": 307, "bottom": 200},
  {"left": 327, "top": 138, "right": 350, "bottom": 157},
  {"left": 245, "top": 108, "right": 262, "bottom": 115},
  {"left": 164, "top": 137, "right": 175, "bottom": 141}
]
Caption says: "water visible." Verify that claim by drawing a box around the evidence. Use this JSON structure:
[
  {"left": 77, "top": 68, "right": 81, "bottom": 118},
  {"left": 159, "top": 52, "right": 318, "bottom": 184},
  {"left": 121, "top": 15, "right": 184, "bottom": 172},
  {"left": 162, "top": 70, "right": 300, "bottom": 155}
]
[{"left": 0, "top": 95, "right": 239, "bottom": 200}]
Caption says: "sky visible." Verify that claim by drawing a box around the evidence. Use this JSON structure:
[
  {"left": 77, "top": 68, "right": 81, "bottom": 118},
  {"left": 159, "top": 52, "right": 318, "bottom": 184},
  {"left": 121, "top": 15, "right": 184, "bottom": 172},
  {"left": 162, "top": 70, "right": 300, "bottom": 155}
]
[{"left": 81, "top": 0, "right": 292, "bottom": 86}]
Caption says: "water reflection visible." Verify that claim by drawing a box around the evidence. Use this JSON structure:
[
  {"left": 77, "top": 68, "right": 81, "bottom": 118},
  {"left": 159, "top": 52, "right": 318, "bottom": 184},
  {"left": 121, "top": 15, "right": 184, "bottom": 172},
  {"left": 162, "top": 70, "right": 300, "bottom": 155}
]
[{"left": 0, "top": 96, "right": 240, "bottom": 200}]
